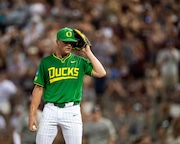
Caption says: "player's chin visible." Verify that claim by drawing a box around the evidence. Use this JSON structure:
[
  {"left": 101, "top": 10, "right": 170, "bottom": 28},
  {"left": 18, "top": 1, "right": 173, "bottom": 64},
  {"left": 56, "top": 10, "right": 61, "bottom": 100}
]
[{"left": 65, "top": 47, "right": 72, "bottom": 53}]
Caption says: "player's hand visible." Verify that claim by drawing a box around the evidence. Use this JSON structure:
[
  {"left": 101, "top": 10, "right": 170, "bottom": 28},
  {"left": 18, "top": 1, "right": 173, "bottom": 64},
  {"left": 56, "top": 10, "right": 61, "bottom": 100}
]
[
  {"left": 82, "top": 44, "right": 91, "bottom": 53},
  {"left": 29, "top": 115, "right": 38, "bottom": 132}
]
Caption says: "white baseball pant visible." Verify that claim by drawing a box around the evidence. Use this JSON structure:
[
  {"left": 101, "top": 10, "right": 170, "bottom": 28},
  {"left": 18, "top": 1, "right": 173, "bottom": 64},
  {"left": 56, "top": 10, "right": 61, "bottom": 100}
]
[{"left": 36, "top": 103, "right": 82, "bottom": 144}]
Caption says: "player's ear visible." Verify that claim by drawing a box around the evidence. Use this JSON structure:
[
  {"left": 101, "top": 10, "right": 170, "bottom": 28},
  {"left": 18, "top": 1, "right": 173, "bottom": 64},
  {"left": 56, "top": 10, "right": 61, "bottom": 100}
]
[{"left": 56, "top": 40, "right": 62, "bottom": 46}]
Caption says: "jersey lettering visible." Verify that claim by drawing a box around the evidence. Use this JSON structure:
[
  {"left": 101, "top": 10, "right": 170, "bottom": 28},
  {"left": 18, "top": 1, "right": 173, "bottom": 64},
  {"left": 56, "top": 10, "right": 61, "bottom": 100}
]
[
  {"left": 48, "top": 67, "right": 79, "bottom": 83},
  {"left": 74, "top": 68, "right": 79, "bottom": 76},
  {"left": 67, "top": 67, "right": 73, "bottom": 75},
  {"left": 48, "top": 67, "right": 55, "bottom": 78},
  {"left": 62, "top": 67, "right": 67, "bottom": 76}
]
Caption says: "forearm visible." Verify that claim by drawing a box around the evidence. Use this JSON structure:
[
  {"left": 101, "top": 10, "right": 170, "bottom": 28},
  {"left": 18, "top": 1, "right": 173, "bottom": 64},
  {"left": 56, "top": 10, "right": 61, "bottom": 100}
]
[
  {"left": 29, "top": 85, "right": 43, "bottom": 117},
  {"left": 29, "top": 85, "right": 43, "bottom": 131},
  {"left": 84, "top": 45, "right": 106, "bottom": 78}
]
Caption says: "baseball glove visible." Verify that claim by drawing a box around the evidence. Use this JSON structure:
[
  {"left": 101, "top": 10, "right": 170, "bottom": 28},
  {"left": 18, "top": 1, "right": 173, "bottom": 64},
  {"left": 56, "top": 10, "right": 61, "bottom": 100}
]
[{"left": 72, "top": 29, "right": 91, "bottom": 50}]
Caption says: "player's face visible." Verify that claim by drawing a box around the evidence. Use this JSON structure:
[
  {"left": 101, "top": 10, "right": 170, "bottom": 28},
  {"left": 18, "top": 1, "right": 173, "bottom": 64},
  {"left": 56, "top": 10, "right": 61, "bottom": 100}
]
[{"left": 56, "top": 40, "right": 74, "bottom": 55}]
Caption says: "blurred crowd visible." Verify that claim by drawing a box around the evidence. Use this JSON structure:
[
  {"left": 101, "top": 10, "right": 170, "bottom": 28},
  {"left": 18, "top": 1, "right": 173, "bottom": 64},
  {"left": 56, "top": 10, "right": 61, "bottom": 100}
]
[{"left": 0, "top": 0, "right": 180, "bottom": 144}]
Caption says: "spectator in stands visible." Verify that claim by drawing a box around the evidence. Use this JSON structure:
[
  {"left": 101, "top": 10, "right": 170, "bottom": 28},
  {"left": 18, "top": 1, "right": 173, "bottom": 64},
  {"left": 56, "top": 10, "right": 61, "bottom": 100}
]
[
  {"left": 83, "top": 105, "right": 116, "bottom": 144},
  {"left": 0, "top": 70, "right": 17, "bottom": 125},
  {"left": 156, "top": 38, "right": 180, "bottom": 90}
]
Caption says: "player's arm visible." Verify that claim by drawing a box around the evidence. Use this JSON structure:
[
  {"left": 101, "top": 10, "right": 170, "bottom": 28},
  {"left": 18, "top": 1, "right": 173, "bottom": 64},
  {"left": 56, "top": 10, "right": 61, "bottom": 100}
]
[
  {"left": 29, "top": 85, "right": 43, "bottom": 131},
  {"left": 82, "top": 45, "right": 106, "bottom": 78}
]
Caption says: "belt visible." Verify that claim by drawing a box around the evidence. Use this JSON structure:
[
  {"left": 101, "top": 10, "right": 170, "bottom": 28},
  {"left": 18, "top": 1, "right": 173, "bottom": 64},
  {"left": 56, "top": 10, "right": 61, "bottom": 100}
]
[{"left": 54, "top": 101, "right": 80, "bottom": 108}]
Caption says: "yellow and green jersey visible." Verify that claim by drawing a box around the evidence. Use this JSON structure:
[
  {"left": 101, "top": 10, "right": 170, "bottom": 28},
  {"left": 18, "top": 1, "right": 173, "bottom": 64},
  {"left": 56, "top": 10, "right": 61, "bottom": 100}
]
[{"left": 34, "top": 53, "right": 93, "bottom": 103}]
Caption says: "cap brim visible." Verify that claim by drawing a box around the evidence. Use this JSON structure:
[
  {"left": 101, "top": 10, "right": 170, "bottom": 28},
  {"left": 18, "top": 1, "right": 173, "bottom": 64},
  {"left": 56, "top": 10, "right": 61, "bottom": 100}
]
[{"left": 60, "top": 38, "right": 77, "bottom": 42}]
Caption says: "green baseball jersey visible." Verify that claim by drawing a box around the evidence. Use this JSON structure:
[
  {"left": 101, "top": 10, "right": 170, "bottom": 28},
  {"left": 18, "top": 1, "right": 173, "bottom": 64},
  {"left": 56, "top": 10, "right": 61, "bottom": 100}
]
[{"left": 34, "top": 53, "right": 93, "bottom": 103}]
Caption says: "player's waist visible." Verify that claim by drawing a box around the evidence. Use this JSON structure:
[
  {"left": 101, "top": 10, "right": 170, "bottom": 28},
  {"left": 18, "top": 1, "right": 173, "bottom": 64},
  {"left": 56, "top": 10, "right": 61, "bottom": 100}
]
[{"left": 46, "top": 101, "right": 80, "bottom": 108}]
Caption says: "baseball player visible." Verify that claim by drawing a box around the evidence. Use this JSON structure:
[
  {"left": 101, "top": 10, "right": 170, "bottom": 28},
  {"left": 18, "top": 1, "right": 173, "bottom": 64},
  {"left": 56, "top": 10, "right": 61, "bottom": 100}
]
[{"left": 28, "top": 27, "right": 106, "bottom": 144}]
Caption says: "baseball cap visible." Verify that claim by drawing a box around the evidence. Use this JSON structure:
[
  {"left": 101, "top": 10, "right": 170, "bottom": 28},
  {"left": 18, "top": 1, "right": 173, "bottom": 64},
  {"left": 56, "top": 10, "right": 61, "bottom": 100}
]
[{"left": 56, "top": 27, "right": 77, "bottom": 42}]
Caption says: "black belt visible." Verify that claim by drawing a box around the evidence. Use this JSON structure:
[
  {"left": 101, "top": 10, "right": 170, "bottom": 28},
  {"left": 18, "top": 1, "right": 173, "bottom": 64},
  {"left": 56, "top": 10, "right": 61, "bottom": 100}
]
[{"left": 54, "top": 101, "right": 80, "bottom": 108}]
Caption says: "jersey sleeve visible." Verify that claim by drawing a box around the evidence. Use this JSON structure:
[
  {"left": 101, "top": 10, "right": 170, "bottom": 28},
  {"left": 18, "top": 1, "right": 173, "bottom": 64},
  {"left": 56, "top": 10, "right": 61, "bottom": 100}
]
[
  {"left": 83, "top": 58, "right": 93, "bottom": 76},
  {"left": 33, "top": 60, "right": 45, "bottom": 87}
]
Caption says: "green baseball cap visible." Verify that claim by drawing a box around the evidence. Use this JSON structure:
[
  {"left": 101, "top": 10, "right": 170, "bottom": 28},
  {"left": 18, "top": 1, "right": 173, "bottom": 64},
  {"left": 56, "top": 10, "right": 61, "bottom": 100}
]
[{"left": 56, "top": 27, "right": 77, "bottom": 42}]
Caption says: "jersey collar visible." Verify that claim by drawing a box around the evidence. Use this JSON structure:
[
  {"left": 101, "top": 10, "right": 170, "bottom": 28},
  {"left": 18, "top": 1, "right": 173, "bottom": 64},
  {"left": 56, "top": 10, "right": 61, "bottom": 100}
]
[{"left": 53, "top": 53, "right": 72, "bottom": 63}]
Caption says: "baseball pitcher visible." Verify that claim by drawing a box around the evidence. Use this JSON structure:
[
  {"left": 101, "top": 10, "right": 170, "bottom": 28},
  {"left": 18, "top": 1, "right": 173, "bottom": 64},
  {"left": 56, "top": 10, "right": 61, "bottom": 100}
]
[{"left": 28, "top": 27, "right": 106, "bottom": 144}]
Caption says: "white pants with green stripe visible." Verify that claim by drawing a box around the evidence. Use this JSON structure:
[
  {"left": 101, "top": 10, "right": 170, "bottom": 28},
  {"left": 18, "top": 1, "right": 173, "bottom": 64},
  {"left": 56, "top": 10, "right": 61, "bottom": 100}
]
[{"left": 36, "top": 103, "right": 82, "bottom": 144}]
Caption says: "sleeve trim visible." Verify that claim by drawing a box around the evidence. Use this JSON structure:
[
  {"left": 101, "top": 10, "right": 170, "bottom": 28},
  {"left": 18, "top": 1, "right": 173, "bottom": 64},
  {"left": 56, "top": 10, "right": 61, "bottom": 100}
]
[{"left": 34, "top": 82, "right": 44, "bottom": 87}]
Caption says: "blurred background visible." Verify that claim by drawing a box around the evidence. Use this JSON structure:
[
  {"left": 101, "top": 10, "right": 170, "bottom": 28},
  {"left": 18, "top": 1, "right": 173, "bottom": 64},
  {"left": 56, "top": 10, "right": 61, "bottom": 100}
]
[{"left": 0, "top": 0, "right": 180, "bottom": 144}]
